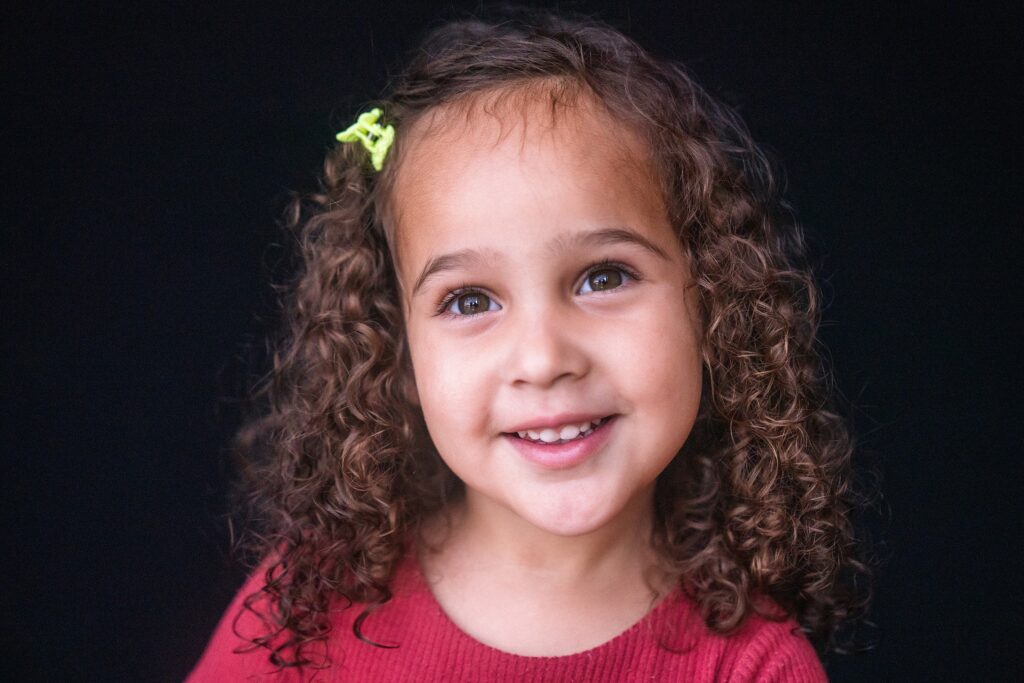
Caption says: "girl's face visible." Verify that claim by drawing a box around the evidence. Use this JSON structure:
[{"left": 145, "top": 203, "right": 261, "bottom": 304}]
[{"left": 393, "top": 95, "right": 703, "bottom": 538}]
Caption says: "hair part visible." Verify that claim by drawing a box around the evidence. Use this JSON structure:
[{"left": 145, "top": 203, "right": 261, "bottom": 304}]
[{"left": 230, "top": 5, "right": 874, "bottom": 672}]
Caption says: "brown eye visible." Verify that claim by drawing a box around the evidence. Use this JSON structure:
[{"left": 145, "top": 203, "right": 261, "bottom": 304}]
[
  {"left": 454, "top": 292, "right": 491, "bottom": 315},
  {"left": 586, "top": 268, "right": 623, "bottom": 292}
]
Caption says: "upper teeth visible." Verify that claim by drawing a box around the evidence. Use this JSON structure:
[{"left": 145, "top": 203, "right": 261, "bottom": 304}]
[{"left": 517, "top": 418, "right": 606, "bottom": 444}]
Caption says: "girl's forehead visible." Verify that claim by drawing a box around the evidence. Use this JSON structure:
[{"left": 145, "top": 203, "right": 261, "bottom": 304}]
[{"left": 388, "top": 88, "right": 658, "bottom": 234}]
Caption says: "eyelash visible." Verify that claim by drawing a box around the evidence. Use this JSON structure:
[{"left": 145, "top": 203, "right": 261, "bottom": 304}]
[{"left": 433, "top": 259, "right": 642, "bottom": 319}]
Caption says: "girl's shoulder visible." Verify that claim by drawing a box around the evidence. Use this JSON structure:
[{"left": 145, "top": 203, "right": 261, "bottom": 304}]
[
  {"left": 702, "top": 603, "right": 828, "bottom": 682},
  {"left": 184, "top": 550, "right": 431, "bottom": 682},
  {"left": 185, "top": 557, "right": 295, "bottom": 682}
]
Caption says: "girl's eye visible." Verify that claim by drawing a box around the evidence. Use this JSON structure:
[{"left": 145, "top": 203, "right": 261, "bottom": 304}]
[
  {"left": 578, "top": 265, "right": 631, "bottom": 294},
  {"left": 442, "top": 290, "right": 500, "bottom": 317}
]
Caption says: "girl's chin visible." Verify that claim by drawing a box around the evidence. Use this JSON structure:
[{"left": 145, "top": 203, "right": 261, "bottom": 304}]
[
  {"left": 458, "top": 473, "right": 653, "bottom": 539},
  {"left": 509, "top": 496, "right": 624, "bottom": 538}
]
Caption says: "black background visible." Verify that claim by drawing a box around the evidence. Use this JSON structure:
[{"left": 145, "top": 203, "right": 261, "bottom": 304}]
[{"left": 5, "top": 2, "right": 1021, "bottom": 681}]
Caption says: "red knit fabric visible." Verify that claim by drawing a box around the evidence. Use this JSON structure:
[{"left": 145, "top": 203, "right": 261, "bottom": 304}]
[{"left": 187, "top": 549, "right": 827, "bottom": 682}]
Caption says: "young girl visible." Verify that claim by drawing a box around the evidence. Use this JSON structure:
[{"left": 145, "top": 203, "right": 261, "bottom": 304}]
[{"left": 188, "top": 8, "right": 870, "bottom": 682}]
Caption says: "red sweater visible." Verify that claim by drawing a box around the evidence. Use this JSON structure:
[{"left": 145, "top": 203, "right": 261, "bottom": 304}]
[{"left": 187, "top": 550, "right": 827, "bottom": 682}]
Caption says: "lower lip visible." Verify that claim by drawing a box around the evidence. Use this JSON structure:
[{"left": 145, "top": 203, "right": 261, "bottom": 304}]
[{"left": 504, "top": 416, "right": 617, "bottom": 470}]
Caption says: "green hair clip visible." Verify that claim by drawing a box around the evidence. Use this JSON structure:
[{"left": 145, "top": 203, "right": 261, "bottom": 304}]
[{"left": 336, "top": 107, "right": 395, "bottom": 172}]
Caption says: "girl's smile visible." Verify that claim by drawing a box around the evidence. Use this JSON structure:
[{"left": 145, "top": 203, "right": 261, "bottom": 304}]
[
  {"left": 393, "top": 91, "right": 703, "bottom": 538},
  {"left": 504, "top": 413, "right": 618, "bottom": 470}
]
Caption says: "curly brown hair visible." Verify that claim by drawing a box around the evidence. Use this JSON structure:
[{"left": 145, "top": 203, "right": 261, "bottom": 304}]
[{"left": 229, "top": 5, "right": 873, "bottom": 673}]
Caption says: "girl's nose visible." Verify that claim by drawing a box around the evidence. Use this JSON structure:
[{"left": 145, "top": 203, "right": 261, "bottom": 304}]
[{"left": 503, "top": 303, "right": 590, "bottom": 389}]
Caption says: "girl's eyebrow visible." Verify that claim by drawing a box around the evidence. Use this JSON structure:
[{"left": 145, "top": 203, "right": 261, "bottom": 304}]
[
  {"left": 411, "top": 226, "right": 670, "bottom": 298},
  {"left": 546, "top": 226, "right": 671, "bottom": 262},
  {"left": 411, "top": 248, "right": 500, "bottom": 298}
]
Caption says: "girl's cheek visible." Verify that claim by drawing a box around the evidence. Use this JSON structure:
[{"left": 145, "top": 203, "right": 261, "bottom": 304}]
[{"left": 422, "top": 348, "right": 488, "bottom": 407}]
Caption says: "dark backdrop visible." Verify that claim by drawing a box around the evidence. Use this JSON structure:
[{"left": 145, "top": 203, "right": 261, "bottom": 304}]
[{"left": 5, "top": 2, "right": 1020, "bottom": 681}]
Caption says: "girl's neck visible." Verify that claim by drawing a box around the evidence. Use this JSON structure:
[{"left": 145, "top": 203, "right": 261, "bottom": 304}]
[{"left": 415, "top": 487, "right": 676, "bottom": 656}]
